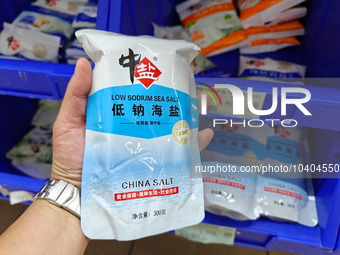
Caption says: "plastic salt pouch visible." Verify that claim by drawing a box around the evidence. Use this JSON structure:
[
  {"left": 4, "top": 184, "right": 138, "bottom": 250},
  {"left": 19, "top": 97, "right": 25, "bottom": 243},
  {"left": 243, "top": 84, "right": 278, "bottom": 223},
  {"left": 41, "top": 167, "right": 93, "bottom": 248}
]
[
  {"left": 255, "top": 177, "right": 317, "bottom": 226},
  {"left": 6, "top": 127, "right": 52, "bottom": 179},
  {"left": 200, "top": 119, "right": 318, "bottom": 226},
  {"left": 239, "top": 56, "right": 306, "bottom": 84},
  {"left": 199, "top": 117, "right": 267, "bottom": 220},
  {"left": 12, "top": 0, "right": 79, "bottom": 46},
  {"left": 245, "top": 20, "right": 305, "bottom": 42},
  {"left": 238, "top": 0, "right": 306, "bottom": 29},
  {"left": 76, "top": 29, "right": 204, "bottom": 240},
  {"left": 203, "top": 164, "right": 258, "bottom": 220},
  {"left": 264, "top": 126, "right": 308, "bottom": 168},
  {"left": 176, "top": 0, "right": 248, "bottom": 57},
  {"left": 0, "top": 22, "right": 60, "bottom": 62},
  {"left": 240, "top": 36, "right": 300, "bottom": 54},
  {"left": 255, "top": 7, "right": 307, "bottom": 27},
  {"left": 72, "top": 2, "right": 97, "bottom": 28},
  {"left": 200, "top": 117, "right": 268, "bottom": 167},
  {"left": 152, "top": 23, "right": 215, "bottom": 74},
  {"left": 256, "top": 126, "right": 318, "bottom": 227}
]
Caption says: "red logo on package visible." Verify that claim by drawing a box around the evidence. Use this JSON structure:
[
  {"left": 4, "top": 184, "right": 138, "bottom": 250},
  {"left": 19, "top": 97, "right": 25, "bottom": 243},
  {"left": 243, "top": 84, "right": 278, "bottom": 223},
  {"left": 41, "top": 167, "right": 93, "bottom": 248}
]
[
  {"left": 47, "top": 0, "right": 57, "bottom": 7},
  {"left": 247, "top": 60, "right": 265, "bottom": 67},
  {"left": 7, "top": 36, "right": 20, "bottom": 51},
  {"left": 134, "top": 57, "right": 162, "bottom": 89},
  {"left": 276, "top": 126, "right": 290, "bottom": 139},
  {"left": 253, "top": 60, "right": 265, "bottom": 67}
]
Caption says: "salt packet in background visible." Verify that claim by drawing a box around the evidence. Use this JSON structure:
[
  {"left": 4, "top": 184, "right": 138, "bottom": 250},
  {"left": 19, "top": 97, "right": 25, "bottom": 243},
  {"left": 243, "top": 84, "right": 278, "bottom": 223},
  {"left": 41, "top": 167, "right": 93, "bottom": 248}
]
[
  {"left": 0, "top": 22, "right": 60, "bottom": 62},
  {"left": 6, "top": 127, "right": 52, "bottom": 179},
  {"left": 255, "top": 176, "right": 318, "bottom": 227},
  {"left": 200, "top": 117, "right": 268, "bottom": 166},
  {"left": 239, "top": 56, "right": 306, "bottom": 84},
  {"left": 238, "top": 0, "right": 306, "bottom": 29},
  {"left": 255, "top": 7, "right": 307, "bottom": 27},
  {"left": 72, "top": 2, "right": 97, "bottom": 29},
  {"left": 12, "top": 0, "right": 79, "bottom": 46},
  {"left": 240, "top": 36, "right": 300, "bottom": 54},
  {"left": 176, "top": 0, "right": 248, "bottom": 57},
  {"left": 31, "top": 99, "right": 62, "bottom": 129},
  {"left": 199, "top": 117, "right": 267, "bottom": 220},
  {"left": 256, "top": 126, "right": 317, "bottom": 227},
  {"left": 152, "top": 23, "right": 215, "bottom": 74},
  {"left": 65, "top": 39, "right": 91, "bottom": 64},
  {"left": 244, "top": 20, "right": 305, "bottom": 42},
  {"left": 200, "top": 119, "right": 318, "bottom": 226},
  {"left": 76, "top": 29, "right": 204, "bottom": 240}
]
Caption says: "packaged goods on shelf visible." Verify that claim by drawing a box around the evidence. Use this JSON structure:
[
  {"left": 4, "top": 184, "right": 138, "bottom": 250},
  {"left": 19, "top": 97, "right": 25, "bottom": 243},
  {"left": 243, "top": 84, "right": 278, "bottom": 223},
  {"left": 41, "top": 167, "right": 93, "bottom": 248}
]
[
  {"left": 11, "top": 0, "right": 79, "bottom": 46},
  {"left": 240, "top": 36, "right": 300, "bottom": 54},
  {"left": 177, "top": 0, "right": 248, "bottom": 57},
  {"left": 254, "top": 7, "right": 307, "bottom": 27},
  {"left": 200, "top": 117, "right": 318, "bottom": 227},
  {"left": 0, "top": 22, "right": 60, "bottom": 62},
  {"left": 0, "top": 0, "right": 98, "bottom": 63},
  {"left": 6, "top": 99, "right": 61, "bottom": 180},
  {"left": 65, "top": 38, "right": 90, "bottom": 64},
  {"left": 6, "top": 127, "right": 52, "bottom": 180},
  {"left": 31, "top": 99, "right": 61, "bottom": 129},
  {"left": 72, "top": 2, "right": 97, "bottom": 29},
  {"left": 244, "top": 20, "right": 305, "bottom": 42},
  {"left": 76, "top": 29, "right": 204, "bottom": 240},
  {"left": 238, "top": 56, "right": 306, "bottom": 84},
  {"left": 152, "top": 23, "right": 216, "bottom": 74},
  {"left": 238, "top": 0, "right": 306, "bottom": 29}
]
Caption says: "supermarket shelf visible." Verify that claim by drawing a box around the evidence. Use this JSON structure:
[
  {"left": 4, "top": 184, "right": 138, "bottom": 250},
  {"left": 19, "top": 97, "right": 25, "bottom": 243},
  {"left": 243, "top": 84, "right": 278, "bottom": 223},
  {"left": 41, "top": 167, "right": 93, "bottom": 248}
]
[{"left": 0, "top": 59, "right": 74, "bottom": 100}]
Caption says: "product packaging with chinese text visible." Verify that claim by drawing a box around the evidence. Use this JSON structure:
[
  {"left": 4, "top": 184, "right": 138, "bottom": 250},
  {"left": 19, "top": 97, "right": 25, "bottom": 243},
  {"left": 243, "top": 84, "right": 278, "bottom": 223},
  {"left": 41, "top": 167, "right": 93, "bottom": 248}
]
[
  {"left": 76, "top": 29, "right": 204, "bottom": 240},
  {"left": 176, "top": 0, "right": 248, "bottom": 57},
  {"left": 199, "top": 117, "right": 317, "bottom": 226}
]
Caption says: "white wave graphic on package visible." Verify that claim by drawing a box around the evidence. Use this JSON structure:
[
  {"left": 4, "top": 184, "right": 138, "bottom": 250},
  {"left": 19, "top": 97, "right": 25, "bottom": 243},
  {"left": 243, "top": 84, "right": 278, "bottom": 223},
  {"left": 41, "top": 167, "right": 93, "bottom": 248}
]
[{"left": 76, "top": 30, "right": 204, "bottom": 240}]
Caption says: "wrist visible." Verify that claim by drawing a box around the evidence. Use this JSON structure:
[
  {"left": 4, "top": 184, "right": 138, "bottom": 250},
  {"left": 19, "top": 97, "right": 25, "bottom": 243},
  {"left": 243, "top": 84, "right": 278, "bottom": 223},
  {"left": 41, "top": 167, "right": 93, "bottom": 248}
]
[{"left": 51, "top": 163, "right": 82, "bottom": 189}]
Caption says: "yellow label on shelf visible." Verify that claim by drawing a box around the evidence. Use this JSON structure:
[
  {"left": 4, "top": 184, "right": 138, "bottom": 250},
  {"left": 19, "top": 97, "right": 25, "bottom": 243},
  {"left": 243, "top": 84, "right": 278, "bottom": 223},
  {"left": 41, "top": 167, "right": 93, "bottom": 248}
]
[{"left": 175, "top": 223, "right": 236, "bottom": 245}]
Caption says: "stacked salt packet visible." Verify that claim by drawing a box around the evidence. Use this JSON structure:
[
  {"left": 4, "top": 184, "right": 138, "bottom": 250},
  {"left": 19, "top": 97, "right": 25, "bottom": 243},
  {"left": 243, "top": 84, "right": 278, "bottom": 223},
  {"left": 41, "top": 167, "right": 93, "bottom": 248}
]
[
  {"left": 239, "top": 0, "right": 307, "bottom": 54},
  {"left": 152, "top": 23, "right": 218, "bottom": 75},
  {"left": 0, "top": 0, "right": 97, "bottom": 63},
  {"left": 66, "top": 1, "right": 97, "bottom": 64},
  {"left": 6, "top": 100, "right": 61, "bottom": 180},
  {"left": 176, "top": 0, "right": 248, "bottom": 57},
  {"left": 238, "top": 55, "right": 306, "bottom": 84},
  {"left": 199, "top": 116, "right": 318, "bottom": 227}
]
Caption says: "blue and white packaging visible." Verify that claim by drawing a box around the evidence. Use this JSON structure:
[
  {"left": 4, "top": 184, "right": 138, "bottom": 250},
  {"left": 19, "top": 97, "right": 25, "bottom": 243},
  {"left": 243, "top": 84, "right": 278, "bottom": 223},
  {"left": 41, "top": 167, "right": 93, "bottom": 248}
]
[
  {"left": 72, "top": 2, "right": 97, "bottom": 28},
  {"left": 200, "top": 117, "right": 317, "bottom": 226},
  {"left": 200, "top": 117, "right": 268, "bottom": 166},
  {"left": 76, "top": 29, "right": 204, "bottom": 240},
  {"left": 0, "top": 22, "right": 60, "bottom": 62},
  {"left": 12, "top": 0, "right": 79, "bottom": 46},
  {"left": 239, "top": 56, "right": 306, "bottom": 85},
  {"left": 65, "top": 39, "right": 90, "bottom": 63}
]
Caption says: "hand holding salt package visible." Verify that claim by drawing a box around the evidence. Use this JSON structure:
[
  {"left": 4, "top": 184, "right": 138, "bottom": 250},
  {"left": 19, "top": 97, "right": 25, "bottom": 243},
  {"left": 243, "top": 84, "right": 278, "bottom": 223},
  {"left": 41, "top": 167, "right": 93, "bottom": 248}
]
[{"left": 76, "top": 29, "right": 204, "bottom": 240}]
